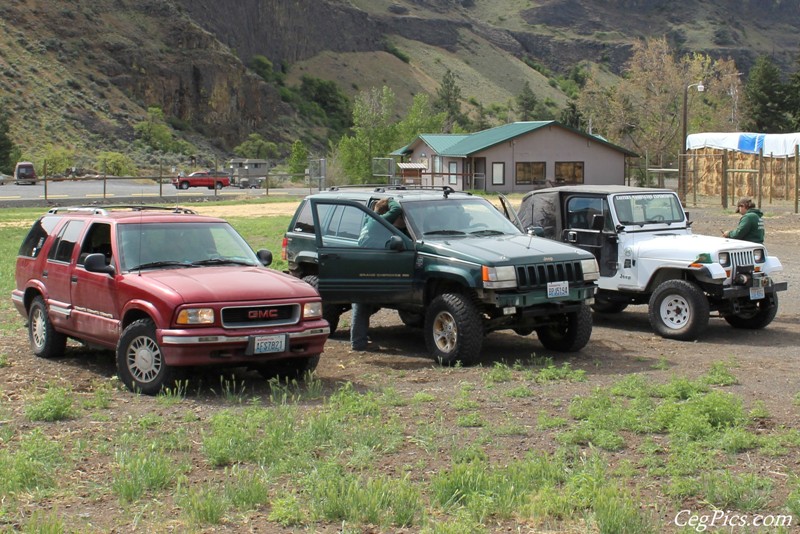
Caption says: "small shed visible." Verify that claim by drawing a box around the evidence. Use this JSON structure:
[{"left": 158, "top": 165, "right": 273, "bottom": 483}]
[{"left": 397, "top": 162, "right": 426, "bottom": 185}]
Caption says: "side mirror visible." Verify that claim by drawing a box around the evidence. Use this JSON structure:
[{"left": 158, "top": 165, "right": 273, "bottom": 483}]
[
  {"left": 256, "top": 249, "right": 273, "bottom": 266},
  {"left": 84, "top": 253, "right": 115, "bottom": 275},
  {"left": 387, "top": 235, "right": 406, "bottom": 251},
  {"left": 591, "top": 214, "right": 605, "bottom": 231},
  {"left": 526, "top": 226, "right": 544, "bottom": 237}
]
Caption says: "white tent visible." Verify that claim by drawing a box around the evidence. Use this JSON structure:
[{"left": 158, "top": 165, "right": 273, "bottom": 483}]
[{"left": 686, "top": 132, "right": 800, "bottom": 157}]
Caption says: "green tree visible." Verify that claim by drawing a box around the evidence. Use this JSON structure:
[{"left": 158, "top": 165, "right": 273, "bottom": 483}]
[
  {"left": 743, "top": 55, "right": 791, "bottom": 133},
  {"left": 433, "top": 69, "right": 465, "bottom": 132},
  {"left": 336, "top": 86, "right": 397, "bottom": 182},
  {"left": 249, "top": 54, "right": 284, "bottom": 84},
  {"left": 287, "top": 140, "right": 309, "bottom": 175},
  {"left": 95, "top": 151, "right": 136, "bottom": 176},
  {"left": 233, "top": 133, "right": 279, "bottom": 160},
  {"left": 516, "top": 82, "right": 538, "bottom": 121},
  {"left": 560, "top": 101, "right": 584, "bottom": 130},
  {"left": 42, "top": 145, "right": 75, "bottom": 175},
  {"left": 134, "top": 107, "right": 177, "bottom": 153},
  {"left": 0, "top": 108, "right": 15, "bottom": 174},
  {"left": 395, "top": 93, "right": 447, "bottom": 144},
  {"left": 298, "top": 76, "right": 353, "bottom": 135}
]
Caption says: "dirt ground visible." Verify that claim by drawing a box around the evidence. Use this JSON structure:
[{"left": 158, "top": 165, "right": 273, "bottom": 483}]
[{"left": 2, "top": 198, "right": 799, "bottom": 531}]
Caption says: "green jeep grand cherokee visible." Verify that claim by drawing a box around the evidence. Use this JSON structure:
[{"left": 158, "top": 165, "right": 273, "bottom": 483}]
[{"left": 282, "top": 186, "right": 599, "bottom": 365}]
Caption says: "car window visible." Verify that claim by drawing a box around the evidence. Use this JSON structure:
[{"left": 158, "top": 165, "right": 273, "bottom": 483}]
[
  {"left": 403, "top": 198, "right": 520, "bottom": 237},
  {"left": 566, "top": 196, "right": 608, "bottom": 230},
  {"left": 78, "top": 223, "right": 113, "bottom": 266},
  {"left": 117, "top": 222, "right": 258, "bottom": 271},
  {"left": 291, "top": 201, "right": 315, "bottom": 233},
  {"left": 18, "top": 216, "right": 60, "bottom": 258},
  {"left": 48, "top": 220, "right": 86, "bottom": 263},
  {"left": 613, "top": 193, "right": 684, "bottom": 225}
]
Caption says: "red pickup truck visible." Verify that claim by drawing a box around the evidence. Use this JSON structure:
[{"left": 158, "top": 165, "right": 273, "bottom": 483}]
[{"left": 172, "top": 171, "right": 231, "bottom": 190}]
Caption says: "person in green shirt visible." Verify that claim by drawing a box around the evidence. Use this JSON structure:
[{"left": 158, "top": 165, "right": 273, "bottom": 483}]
[{"left": 723, "top": 197, "right": 765, "bottom": 243}]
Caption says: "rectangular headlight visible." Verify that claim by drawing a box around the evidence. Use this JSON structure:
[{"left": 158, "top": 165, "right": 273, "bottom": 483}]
[
  {"left": 718, "top": 252, "right": 730, "bottom": 267},
  {"left": 303, "top": 301, "right": 323, "bottom": 319},
  {"left": 176, "top": 308, "right": 214, "bottom": 325},
  {"left": 482, "top": 265, "right": 517, "bottom": 289},
  {"left": 581, "top": 258, "right": 600, "bottom": 281},
  {"left": 753, "top": 249, "right": 765, "bottom": 263}
]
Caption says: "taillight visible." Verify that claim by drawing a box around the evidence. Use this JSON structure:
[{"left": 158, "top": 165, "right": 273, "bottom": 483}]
[{"left": 281, "top": 236, "right": 288, "bottom": 260}]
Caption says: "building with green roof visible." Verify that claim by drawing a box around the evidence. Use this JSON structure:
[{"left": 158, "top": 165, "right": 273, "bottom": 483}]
[{"left": 391, "top": 121, "right": 638, "bottom": 193}]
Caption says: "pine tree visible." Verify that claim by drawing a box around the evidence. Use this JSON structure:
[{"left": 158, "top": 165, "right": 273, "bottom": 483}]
[
  {"left": 742, "top": 55, "right": 791, "bottom": 133},
  {"left": 516, "top": 82, "right": 538, "bottom": 121},
  {"left": 0, "top": 108, "right": 16, "bottom": 174},
  {"left": 433, "top": 69, "right": 464, "bottom": 132}
]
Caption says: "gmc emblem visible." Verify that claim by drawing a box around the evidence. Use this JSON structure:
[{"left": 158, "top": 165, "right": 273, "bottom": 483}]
[{"left": 248, "top": 309, "right": 279, "bottom": 319}]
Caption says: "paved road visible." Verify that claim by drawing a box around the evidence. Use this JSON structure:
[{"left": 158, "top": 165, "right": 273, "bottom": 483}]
[{"left": 0, "top": 179, "right": 314, "bottom": 207}]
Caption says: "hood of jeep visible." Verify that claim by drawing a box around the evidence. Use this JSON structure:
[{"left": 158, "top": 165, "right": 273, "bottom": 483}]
[
  {"left": 133, "top": 266, "right": 318, "bottom": 303},
  {"left": 422, "top": 234, "right": 593, "bottom": 264},
  {"left": 630, "top": 233, "right": 759, "bottom": 261}
]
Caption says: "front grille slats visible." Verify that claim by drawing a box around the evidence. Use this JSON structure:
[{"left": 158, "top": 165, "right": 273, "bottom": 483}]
[
  {"left": 729, "top": 250, "right": 755, "bottom": 270},
  {"left": 221, "top": 304, "right": 300, "bottom": 328},
  {"left": 516, "top": 261, "right": 584, "bottom": 289}
]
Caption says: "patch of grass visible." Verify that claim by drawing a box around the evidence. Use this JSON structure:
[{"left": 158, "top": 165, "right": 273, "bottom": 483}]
[
  {"left": 0, "top": 354, "right": 8, "bottom": 368},
  {"left": 700, "top": 360, "right": 738, "bottom": 386},
  {"left": 0, "top": 429, "right": 64, "bottom": 495},
  {"left": 505, "top": 385, "right": 534, "bottom": 397},
  {"left": 25, "top": 384, "right": 76, "bottom": 421},
  {"left": 112, "top": 449, "right": 185, "bottom": 502},
  {"left": 701, "top": 471, "right": 773, "bottom": 511},
  {"left": 485, "top": 362, "right": 513, "bottom": 384},
  {"left": 179, "top": 483, "right": 229, "bottom": 525},
  {"left": 534, "top": 362, "right": 586, "bottom": 383},
  {"left": 156, "top": 379, "right": 188, "bottom": 406}
]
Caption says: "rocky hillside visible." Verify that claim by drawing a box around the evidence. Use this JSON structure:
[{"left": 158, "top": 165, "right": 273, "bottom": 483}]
[{"left": 1, "top": 0, "right": 798, "bottom": 166}]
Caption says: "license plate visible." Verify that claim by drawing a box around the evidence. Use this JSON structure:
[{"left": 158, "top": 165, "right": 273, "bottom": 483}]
[
  {"left": 251, "top": 334, "right": 287, "bottom": 354},
  {"left": 749, "top": 287, "right": 765, "bottom": 300},
  {"left": 547, "top": 281, "right": 570, "bottom": 298}
]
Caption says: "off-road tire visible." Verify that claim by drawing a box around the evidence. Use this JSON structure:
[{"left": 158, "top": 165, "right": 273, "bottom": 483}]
[
  {"left": 724, "top": 293, "right": 779, "bottom": 330},
  {"left": 256, "top": 354, "right": 320, "bottom": 382},
  {"left": 28, "top": 296, "right": 67, "bottom": 359},
  {"left": 648, "top": 280, "right": 709, "bottom": 340},
  {"left": 116, "top": 319, "right": 176, "bottom": 395},
  {"left": 398, "top": 310, "right": 424, "bottom": 328},
  {"left": 591, "top": 294, "right": 628, "bottom": 314},
  {"left": 424, "top": 292, "right": 483, "bottom": 366},
  {"left": 536, "top": 304, "right": 593, "bottom": 352},
  {"left": 301, "top": 275, "right": 343, "bottom": 334}
]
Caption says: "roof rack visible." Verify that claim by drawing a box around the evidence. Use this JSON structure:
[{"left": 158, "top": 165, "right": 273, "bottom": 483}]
[{"left": 47, "top": 205, "right": 197, "bottom": 215}]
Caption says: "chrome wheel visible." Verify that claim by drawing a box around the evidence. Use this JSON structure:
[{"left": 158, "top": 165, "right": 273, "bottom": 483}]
[
  {"left": 125, "top": 334, "right": 163, "bottom": 384},
  {"left": 431, "top": 310, "right": 458, "bottom": 353}
]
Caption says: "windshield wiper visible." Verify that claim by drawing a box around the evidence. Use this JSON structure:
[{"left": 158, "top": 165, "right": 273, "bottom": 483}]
[
  {"left": 469, "top": 229, "right": 506, "bottom": 236},
  {"left": 424, "top": 230, "right": 467, "bottom": 236},
  {"left": 129, "top": 260, "right": 191, "bottom": 271},
  {"left": 191, "top": 258, "right": 256, "bottom": 267}
]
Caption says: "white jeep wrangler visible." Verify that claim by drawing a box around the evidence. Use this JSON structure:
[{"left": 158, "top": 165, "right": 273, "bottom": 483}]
[{"left": 516, "top": 185, "right": 787, "bottom": 340}]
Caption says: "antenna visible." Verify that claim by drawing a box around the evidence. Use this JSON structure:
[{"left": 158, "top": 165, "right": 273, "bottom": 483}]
[{"left": 137, "top": 207, "right": 143, "bottom": 276}]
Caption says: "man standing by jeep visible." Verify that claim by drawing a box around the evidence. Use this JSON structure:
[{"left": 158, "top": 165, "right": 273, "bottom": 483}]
[
  {"left": 723, "top": 197, "right": 765, "bottom": 243},
  {"left": 352, "top": 198, "right": 405, "bottom": 351}
]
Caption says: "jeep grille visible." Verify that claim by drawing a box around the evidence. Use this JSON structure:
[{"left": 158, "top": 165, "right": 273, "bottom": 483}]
[
  {"left": 729, "top": 250, "right": 755, "bottom": 270},
  {"left": 221, "top": 304, "right": 299, "bottom": 328},
  {"left": 515, "top": 261, "right": 584, "bottom": 289}
]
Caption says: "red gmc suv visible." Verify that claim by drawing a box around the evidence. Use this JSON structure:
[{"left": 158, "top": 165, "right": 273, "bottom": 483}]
[{"left": 12, "top": 205, "right": 329, "bottom": 394}]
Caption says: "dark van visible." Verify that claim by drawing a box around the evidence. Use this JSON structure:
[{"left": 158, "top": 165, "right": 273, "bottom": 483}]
[{"left": 14, "top": 162, "right": 37, "bottom": 185}]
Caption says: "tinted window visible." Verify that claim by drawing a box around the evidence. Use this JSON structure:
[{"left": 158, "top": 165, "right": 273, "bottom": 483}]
[
  {"left": 78, "top": 223, "right": 112, "bottom": 266},
  {"left": 18, "top": 216, "right": 61, "bottom": 258},
  {"left": 292, "top": 201, "right": 314, "bottom": 233},
  {"left": 48, "top": 220, "right": 86, "bottom": 263},
  {"left": 566, "top": 197, "right": 605, "bottom": 230}
]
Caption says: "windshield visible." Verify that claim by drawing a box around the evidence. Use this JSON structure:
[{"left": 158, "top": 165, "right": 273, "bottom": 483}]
[
  {"left": 117, "top": 222, "right": 259, "bottom": 271},
  {"left": 612, "top": 193, "right": 685, "bottom": 225},
  {"left": 402, "top": 198, "right": 521, "bottom": 237}
]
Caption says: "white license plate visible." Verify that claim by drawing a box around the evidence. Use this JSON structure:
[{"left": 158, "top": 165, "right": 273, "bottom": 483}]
[
  {"left": 547, "top": 281, "right": 570, "bottom": 298},
  {"left": 252, "top": 334, "right": 287, "bottom": 354},
  {"left": 749, "top": 287, "right": 765, "bottom": 300}
]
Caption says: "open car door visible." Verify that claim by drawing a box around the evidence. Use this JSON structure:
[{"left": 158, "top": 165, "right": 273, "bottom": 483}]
[{"left": 497, "top": 194, "right": 525, "bottom": 232}]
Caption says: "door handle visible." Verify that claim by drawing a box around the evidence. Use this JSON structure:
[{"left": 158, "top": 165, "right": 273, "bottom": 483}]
[
  {"left": 71, "top": 276, "right": 78, "bottom": 283},
  {"left": 319, "top": 253, "right": 339, "bottom": 260}
]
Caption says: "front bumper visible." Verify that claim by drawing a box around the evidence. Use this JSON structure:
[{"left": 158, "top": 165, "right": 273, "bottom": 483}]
[{"left": 158, "top": 321, "right": 330, "bottom": 366}]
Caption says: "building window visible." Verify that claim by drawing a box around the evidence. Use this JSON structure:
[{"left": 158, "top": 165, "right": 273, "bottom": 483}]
[
  {"left": 448, "top": 162, "right": 457, "bottom": 185},
  {"left": 515, "top": 162, "right": 545, "bottom": 185},
  {"left": 492, "top": 162, "right": 505, "bottom": 185},
  {"left": 555, "top": 162, "right": 584, "bottom": 183}
]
